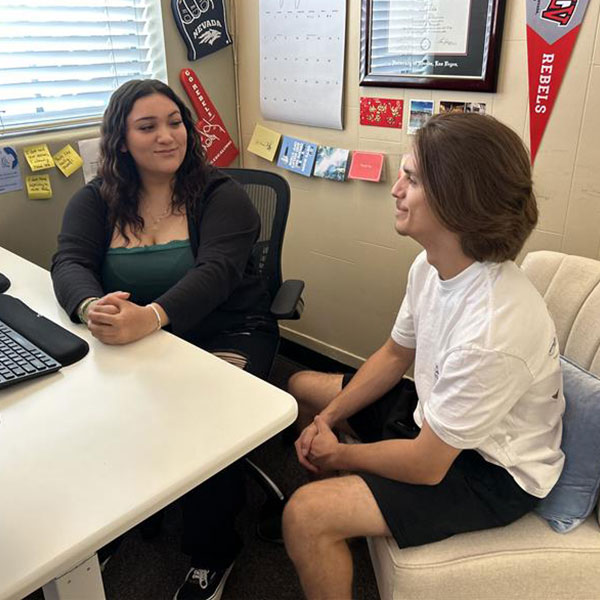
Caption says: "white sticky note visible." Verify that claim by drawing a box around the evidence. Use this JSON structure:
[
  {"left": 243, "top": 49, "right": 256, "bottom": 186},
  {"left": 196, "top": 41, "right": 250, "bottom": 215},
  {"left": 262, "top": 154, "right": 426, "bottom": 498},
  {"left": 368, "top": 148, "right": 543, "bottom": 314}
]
[{"left": 78, "top": 137, "right": 102, "bottom": 184}]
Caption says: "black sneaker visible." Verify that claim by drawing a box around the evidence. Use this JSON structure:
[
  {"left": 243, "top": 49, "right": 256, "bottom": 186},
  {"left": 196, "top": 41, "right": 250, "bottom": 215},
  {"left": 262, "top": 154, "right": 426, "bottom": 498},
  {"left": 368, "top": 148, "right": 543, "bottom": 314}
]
[{"left": 173, "top": 563, "right": 234, "bottom": 600}]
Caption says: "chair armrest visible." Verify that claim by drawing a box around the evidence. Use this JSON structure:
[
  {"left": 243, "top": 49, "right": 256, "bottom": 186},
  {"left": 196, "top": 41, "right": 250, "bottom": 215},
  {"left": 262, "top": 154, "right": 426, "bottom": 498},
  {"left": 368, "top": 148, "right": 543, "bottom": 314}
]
[{"left": 271, "top": 279, "right": 305, "bottom": 320}]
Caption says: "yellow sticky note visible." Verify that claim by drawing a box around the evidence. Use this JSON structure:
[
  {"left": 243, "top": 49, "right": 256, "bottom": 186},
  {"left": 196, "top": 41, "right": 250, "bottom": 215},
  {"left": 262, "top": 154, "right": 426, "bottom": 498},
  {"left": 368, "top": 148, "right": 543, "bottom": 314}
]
[
  {"left": 247, "top": 124, "right": 282, "bottom": 162},
  {"left": 53, "top": 144, "right": 83, "bottom": 177},
  {"left": 26, "top": 175, "right": 53, "bottom": 200},
  {"left": 24, "top": 144, "right": 55, "bottom": 172}
]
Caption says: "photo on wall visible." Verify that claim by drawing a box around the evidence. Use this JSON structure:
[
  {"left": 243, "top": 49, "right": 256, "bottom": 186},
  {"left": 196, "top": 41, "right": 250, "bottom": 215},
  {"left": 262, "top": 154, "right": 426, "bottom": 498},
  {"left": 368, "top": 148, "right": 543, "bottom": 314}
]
[
  {"left": 439, "top": 101, "right": 466, "bottom": 113},
  {"left": 407, "top": 100, "right": 434, "bottom": 135},
  {"left": 466, "top": 102, "right": 486, "bottom": 114},
  {"left": 313, "top": 146, "right": 350, "bottom": 181}
]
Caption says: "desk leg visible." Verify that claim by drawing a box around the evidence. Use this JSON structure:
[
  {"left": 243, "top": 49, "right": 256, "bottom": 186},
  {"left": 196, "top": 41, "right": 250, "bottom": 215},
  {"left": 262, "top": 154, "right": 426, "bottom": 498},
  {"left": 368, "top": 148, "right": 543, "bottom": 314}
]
[{"left": 42, "top": 554, "right": 106, "bottom": 600}]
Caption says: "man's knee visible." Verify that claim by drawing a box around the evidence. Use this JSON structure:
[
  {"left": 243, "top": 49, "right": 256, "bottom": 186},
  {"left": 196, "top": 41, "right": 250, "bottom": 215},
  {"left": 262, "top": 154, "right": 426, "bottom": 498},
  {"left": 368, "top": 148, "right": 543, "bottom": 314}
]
[
  {"left": 284, "top": 483, "right": 331, "bottom": 540},
  {"left": 287, "top": 370, "right": 314, "bottom": 401},
  {"left": 287, "top": 371, "right": 343, "bottom": 412}
]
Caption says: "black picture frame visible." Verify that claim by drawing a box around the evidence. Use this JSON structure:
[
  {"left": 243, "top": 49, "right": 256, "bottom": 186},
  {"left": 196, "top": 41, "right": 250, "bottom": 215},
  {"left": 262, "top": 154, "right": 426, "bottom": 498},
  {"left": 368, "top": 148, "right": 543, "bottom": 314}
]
[{"left": 360, "top": 0, "right": 506, "bottom": 92}]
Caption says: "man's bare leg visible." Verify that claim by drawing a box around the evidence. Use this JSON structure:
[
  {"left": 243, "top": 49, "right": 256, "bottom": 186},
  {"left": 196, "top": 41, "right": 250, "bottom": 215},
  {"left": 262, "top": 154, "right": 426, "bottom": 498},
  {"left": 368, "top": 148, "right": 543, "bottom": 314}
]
[
  {"left": 288, "top": 371, "right": 355, "bottom": 435},
  {"left": 283, "top": 475, "right": 390, "bottom": 600}
]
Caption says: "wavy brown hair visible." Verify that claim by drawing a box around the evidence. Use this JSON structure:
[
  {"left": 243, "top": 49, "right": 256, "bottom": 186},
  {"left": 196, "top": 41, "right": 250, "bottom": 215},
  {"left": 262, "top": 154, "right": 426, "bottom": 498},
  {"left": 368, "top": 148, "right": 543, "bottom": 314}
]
[
  {"left": 414, "top": 112, "right": 538, "bottom": 262},
  {"left": 98, "top": 79, "right": 208, "bottom": 241}
]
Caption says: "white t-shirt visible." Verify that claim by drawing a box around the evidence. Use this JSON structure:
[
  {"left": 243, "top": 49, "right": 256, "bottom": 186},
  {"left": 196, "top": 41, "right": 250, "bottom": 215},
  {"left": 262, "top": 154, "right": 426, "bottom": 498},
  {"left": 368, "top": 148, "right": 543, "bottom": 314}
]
[{"left": 391, "top": 251, "right": 565, "bottom": 498}]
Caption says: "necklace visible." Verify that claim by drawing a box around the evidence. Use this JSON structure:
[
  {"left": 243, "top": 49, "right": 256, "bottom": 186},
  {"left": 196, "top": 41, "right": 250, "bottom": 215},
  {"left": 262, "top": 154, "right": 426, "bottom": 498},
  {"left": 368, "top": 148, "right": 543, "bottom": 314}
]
[{"left": 147, "top": 206, "right": 172, "bottom": 231}]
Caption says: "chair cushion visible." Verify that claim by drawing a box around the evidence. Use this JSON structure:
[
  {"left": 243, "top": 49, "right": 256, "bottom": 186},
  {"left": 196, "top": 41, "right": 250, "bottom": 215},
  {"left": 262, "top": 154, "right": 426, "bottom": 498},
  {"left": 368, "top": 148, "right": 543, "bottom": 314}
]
[
  {"left": 368, "top": 513, "right": 600, "bottom": 600},
  {"left": 535, "top": 356, "right": 600, "bottom": 532}
]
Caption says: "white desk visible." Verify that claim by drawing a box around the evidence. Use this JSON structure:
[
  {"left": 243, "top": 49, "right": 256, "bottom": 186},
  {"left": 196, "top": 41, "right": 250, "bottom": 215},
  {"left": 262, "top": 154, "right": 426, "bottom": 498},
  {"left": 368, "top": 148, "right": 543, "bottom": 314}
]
[{"left": 0, "top": 247, "right": 297, "bottom": 600}]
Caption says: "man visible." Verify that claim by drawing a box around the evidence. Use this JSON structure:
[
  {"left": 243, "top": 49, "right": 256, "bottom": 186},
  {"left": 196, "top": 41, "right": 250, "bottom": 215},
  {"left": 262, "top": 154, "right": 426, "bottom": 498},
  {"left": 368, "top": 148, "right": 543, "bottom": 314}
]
[{"left": 283, "top": 113, "right": 565, "bottom": 600}]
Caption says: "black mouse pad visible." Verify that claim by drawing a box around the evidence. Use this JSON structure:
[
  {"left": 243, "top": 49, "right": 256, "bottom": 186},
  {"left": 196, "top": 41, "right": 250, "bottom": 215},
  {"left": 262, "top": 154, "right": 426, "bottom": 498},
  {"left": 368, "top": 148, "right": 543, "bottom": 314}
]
[
  {"left": 0, "top": 295, "right": 89, "bottom": 366},
  {"left": 0, "top": 273, "right": 10, "bottom": 293}
]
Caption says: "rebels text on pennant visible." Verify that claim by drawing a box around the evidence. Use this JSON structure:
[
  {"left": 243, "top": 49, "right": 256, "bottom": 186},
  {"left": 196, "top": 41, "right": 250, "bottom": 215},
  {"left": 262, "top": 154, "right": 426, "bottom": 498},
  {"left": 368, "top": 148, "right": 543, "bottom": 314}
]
[{"left": 526, "top": 0, "right": 590, "bottom": 164}]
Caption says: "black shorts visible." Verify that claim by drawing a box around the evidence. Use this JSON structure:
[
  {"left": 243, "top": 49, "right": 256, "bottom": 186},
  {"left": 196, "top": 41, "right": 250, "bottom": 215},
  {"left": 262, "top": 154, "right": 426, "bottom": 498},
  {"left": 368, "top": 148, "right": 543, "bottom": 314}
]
[{"left": 344, "top": 375, "right": 540, "bottom": 549}]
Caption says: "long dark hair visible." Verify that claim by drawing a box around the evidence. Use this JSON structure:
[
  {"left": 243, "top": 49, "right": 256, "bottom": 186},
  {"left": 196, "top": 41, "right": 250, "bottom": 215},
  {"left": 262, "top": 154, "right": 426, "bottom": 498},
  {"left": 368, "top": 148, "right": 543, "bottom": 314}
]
[
  {"left": 414, "top": 112, "right": 538, "bottom": 262},
  {"left": 98, "top": 79, "right": 208, "bottom": 241}
]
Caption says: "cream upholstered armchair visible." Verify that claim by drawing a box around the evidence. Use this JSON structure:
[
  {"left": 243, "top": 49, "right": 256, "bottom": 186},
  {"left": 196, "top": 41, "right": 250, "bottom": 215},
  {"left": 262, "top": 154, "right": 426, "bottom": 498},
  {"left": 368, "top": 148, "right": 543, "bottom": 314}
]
[{"left": 367, "top": 251, "right": 600, "bottom": 600}]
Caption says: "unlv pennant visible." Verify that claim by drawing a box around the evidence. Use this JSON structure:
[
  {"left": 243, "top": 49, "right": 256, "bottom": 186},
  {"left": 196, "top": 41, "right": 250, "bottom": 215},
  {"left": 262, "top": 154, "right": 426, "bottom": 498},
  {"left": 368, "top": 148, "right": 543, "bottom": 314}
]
[{"left": 541, "top": 0, "right": 579, "bottom": 26}]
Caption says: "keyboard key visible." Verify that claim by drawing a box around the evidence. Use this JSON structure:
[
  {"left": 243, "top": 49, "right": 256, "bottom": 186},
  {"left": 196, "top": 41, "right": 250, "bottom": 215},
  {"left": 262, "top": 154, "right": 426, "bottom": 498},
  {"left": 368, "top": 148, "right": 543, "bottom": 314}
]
[
  {"left": 5, "top": 330, "right": 37, "bottom": 352},
  {"left": 0, "top": 318, "right": 61, "bottom": 389}
]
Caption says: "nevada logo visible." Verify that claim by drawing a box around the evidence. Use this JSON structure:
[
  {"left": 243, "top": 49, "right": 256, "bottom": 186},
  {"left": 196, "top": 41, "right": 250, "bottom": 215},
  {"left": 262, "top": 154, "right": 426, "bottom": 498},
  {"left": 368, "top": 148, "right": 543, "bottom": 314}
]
[{"left": 541, "top": 0, "right": 579, "bottom": 26}]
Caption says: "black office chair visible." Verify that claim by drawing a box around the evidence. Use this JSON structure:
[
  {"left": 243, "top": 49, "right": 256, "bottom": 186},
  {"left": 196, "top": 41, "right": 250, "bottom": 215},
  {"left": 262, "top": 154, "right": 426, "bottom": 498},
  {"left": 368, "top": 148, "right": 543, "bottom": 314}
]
[
  {"left": 224, "top": 168, "right": 304, "bottom": 323},
  {"left": 223, "top": 168, "right": 305, "bottom": 541}
]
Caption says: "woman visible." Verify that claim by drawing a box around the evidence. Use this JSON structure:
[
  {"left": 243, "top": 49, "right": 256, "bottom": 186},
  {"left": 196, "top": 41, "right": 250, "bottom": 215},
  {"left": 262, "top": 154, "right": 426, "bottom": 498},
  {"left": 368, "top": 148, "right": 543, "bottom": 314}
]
[{"left": 51, "top": 79, "right": 277, "bottom": 600}]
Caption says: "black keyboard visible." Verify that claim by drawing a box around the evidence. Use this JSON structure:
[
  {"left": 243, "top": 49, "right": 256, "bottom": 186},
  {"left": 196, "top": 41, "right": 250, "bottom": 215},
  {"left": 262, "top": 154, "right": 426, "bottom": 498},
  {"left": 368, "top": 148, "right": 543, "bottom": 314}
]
[{"left": 0, "top": 319, "right": 61, "bottom": 389}]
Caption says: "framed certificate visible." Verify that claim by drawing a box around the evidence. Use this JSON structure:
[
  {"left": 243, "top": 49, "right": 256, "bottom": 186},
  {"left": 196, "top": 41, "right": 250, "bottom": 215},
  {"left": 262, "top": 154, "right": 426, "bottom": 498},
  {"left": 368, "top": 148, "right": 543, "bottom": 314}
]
[{"left": 360, "top": 0, "right": 506, "bottom": 92}]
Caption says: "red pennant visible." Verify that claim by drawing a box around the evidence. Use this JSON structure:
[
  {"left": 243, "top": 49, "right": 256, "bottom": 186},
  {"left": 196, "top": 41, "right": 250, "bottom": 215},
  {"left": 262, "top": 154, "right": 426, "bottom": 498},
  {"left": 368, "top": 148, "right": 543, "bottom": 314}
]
[
  {"left": 527, "top": 26, "right": 579, "bottom": 164},
  {"left": 526, "top": 1, "right": 590, "bottom": 164},
  {"left": 179, "top": 68, "right": 239, "bottom": 167}
]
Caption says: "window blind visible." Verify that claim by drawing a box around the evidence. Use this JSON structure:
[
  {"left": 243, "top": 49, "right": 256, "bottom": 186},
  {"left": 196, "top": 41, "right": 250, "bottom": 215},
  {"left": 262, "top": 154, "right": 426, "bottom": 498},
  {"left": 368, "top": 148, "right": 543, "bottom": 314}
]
[{"left": 0, "top": 0, "right": 167, "bottom": 136}]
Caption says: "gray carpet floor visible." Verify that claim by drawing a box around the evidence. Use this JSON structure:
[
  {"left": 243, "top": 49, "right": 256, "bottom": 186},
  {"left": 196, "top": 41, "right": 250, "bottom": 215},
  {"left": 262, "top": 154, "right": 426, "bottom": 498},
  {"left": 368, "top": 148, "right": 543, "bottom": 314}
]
[{"left": 25, "top": 355, "right": 379, "bottom": 600}]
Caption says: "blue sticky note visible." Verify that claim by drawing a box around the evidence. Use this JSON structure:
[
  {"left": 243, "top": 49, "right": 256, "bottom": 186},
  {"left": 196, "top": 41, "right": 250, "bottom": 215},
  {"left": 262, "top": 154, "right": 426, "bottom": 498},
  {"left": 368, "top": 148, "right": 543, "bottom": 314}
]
[
  {"left": 276, "top": 136, "right": 317, "bottom": 177},
  {"left": 0, "top": 147, "right": 23, "bottom": 194}
]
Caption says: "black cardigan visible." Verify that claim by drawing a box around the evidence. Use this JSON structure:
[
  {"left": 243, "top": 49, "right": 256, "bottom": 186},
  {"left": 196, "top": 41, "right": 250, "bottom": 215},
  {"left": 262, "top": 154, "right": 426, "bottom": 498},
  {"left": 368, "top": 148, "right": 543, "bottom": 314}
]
[{"left": 51, "top": 169, "right": 271, "bottom": 340}]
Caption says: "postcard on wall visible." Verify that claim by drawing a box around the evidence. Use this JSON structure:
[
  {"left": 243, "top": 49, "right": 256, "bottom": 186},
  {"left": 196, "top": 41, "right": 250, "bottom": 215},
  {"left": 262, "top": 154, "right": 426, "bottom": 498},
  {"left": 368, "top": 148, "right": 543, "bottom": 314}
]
[
  {"left": 78, "top": 138, "right": 101, "bottom": 184},
  {"left": 0, "top": 147, "right": 23, "bottom": 194},
  {"left": 313, "top": 146, "right": 350, "bottom": 182},
  {"left": 23, "top": 144, "right": 55, "bottom": 171},
  {"left": 360, "top": 98, "right": 404, "bottom": 129},
  {"left": 260, "top": 0, "right": 346, "bottom": 130},
  {"left": 407, "top": 100, "right": 434, "bottom": 135},
  {"left": 247, "top": 124, "right": 282, "bottom": 161},
  {"left": 276, "top": 136, "right": 318, "bottom": 177},
  {"left": 466, "top": 102, "right": 486, "bottom": 114},
  {"left": 439, "top": 100, "right": 466, "bottom": 114},
  {"left": 348, "top": 151, "right": 385, "bottom": 183}
]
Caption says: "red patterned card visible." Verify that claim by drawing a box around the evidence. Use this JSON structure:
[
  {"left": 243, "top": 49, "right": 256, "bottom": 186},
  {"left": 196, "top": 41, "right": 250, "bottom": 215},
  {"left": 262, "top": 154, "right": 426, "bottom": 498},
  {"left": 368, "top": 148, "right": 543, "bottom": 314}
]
[{"left": 360, "top": 97, "right": 403, "bottom": 129}]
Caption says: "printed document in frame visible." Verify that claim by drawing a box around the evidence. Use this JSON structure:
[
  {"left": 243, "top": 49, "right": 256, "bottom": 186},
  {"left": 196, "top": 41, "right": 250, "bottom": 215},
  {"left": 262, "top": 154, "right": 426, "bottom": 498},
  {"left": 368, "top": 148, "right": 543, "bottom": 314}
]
[{"left": 260, "top": 0, "right": 346, "bottom": 130}]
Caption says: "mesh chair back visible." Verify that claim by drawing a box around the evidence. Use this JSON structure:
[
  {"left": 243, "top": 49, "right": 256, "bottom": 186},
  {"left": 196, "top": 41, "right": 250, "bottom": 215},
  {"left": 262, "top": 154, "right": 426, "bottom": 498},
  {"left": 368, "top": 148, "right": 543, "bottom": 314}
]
[{"left": 223, "top": 168, "right": 291, "bottom": 301}]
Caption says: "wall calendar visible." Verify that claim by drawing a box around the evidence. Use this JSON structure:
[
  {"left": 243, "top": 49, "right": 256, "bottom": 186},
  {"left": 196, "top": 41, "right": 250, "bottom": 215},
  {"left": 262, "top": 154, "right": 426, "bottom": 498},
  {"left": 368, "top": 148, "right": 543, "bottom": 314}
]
[{"left": 259, "top": 0, "right": 346, "bottom": 130}]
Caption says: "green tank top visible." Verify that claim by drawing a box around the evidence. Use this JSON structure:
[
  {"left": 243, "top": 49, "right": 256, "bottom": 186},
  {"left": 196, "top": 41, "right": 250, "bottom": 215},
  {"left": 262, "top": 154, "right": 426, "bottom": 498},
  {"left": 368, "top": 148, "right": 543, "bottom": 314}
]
[{"left": 102, "top": 240, "right": 195, "bottom": 306}]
